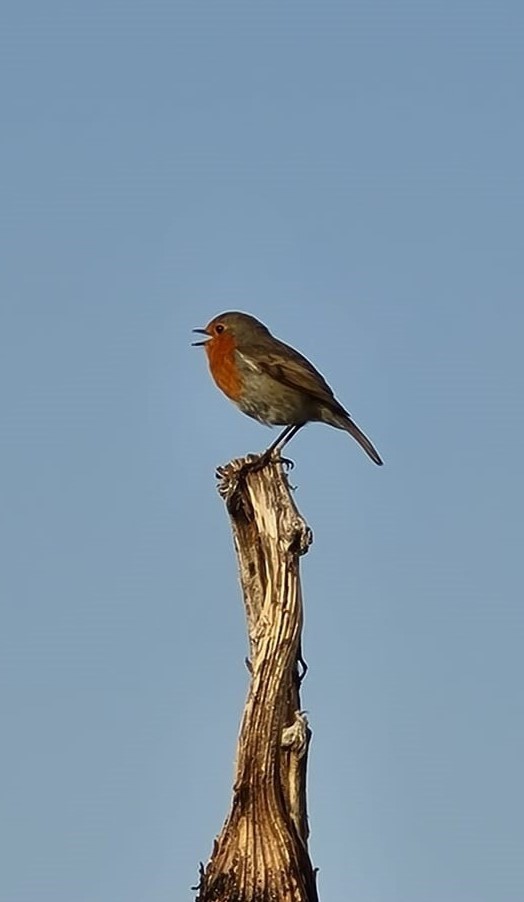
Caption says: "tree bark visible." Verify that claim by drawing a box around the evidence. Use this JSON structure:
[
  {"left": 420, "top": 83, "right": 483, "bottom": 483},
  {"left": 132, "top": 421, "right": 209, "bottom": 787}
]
[{"left": 195, "top": 455, "right": 319, "bottom": 902}]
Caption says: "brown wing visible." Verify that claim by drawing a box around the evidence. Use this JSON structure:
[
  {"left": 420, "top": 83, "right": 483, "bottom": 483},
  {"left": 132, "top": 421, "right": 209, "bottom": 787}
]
[{"left": 253, "top": 337, "right": 340, "bottom": 408}]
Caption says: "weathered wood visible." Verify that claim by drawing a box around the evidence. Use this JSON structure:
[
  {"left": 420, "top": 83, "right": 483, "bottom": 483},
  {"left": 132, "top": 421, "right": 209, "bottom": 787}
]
[{"left": 195, "top": 455, "right": 319, "bottom": 902}]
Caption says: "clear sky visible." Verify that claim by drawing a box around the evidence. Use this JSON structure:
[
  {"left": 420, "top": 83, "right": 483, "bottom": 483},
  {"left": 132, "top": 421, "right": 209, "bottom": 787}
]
[{"left": 2, "top": 2, "right": 523, "bottom": 901}]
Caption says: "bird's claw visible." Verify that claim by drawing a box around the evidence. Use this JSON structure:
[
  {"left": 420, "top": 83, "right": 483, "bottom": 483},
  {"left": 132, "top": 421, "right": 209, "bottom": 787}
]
[{"left": 244, "top": 449, "right": 295, "bottom": 473}]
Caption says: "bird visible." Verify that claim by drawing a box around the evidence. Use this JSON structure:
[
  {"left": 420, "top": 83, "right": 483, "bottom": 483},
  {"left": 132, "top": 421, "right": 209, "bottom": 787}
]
[{"left": 193, "top": 311, "right": 383, "bottom": 466}]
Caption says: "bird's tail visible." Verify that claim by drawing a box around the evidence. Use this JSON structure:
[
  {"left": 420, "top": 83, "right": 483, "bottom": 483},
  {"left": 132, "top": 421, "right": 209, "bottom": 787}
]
[
  {"left": 326, "top": 407, "right": 383, "bottom": 465},
  {"left": 344, "top": 418, "right": 383, "bottom": 465}
]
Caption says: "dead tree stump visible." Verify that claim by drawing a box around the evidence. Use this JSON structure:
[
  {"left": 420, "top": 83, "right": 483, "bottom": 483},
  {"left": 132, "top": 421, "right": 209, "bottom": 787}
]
[{"left": 194, "top": 455, "right": 319, "bottom": 902}]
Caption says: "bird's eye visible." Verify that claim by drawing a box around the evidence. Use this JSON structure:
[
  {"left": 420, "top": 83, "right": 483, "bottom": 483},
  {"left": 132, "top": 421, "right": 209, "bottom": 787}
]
[{"left": 215, "top": 324, "right": 225, "bottom": 334}]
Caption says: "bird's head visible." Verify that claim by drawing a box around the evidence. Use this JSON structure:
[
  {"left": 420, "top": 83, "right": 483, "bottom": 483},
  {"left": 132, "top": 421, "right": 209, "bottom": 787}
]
[{"left": 192, "top": 311, "right": 271, "bottom": 349}]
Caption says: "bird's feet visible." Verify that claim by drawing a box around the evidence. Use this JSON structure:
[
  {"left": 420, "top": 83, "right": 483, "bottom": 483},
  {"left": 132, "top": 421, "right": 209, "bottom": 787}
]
[{"left": 241, "top": 448, "right": 295, "bottom": 473}]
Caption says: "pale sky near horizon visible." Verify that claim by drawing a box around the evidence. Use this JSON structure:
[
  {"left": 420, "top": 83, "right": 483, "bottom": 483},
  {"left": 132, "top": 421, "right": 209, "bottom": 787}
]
[{"left": 2, "top": 2, "right": 524, "bottom": 901}]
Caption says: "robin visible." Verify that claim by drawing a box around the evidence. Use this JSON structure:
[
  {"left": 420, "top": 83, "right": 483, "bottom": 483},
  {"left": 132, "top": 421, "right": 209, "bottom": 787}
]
[{"left": 193, "top": 311, "right": 383, "bottom": 466}]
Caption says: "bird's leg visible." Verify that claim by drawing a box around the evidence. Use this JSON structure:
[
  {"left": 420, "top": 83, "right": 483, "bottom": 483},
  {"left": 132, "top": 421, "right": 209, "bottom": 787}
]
[
  {"left": 254, "top": 424, "right": 303, "bottom": 469},
  {"left": 265, "top": 424, "right": 300, "bottom": 456},
  {"left": 270, "top": 424, "right": 304, "bottom": 467},
  {"left": 274, "top": 424, "right": 303, "bottom": 453},
  {"left": 239, "top": 425, "right": 304, "bottom": 474}
]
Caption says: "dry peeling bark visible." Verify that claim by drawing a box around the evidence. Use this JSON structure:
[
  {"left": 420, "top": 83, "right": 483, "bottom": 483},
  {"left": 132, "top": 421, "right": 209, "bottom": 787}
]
[{"left": 194, "top": 455, "right": 319, "bottom": 902}]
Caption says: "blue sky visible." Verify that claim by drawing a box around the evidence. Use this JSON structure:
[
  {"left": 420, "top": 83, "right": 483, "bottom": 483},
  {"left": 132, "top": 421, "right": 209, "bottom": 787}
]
[{"left": 2, "top": 2, "right": 523, "bottom": 900}]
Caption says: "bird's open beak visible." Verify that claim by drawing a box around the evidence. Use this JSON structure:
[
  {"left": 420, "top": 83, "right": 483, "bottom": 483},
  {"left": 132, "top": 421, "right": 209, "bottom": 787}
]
[{"left": 192, "top": 328, "right": 209, "bottom": 347}]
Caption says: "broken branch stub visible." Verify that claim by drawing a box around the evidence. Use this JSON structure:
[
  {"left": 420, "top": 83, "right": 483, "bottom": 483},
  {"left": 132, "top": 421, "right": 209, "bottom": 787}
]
[{"left": 195, "top": 456, "right": 318, "bottom": 902}]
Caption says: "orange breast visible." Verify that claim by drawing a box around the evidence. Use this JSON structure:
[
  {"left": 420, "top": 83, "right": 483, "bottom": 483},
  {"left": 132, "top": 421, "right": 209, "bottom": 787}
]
[{"left": 205, "top": 333, "right": 243, "bottom": 401}]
